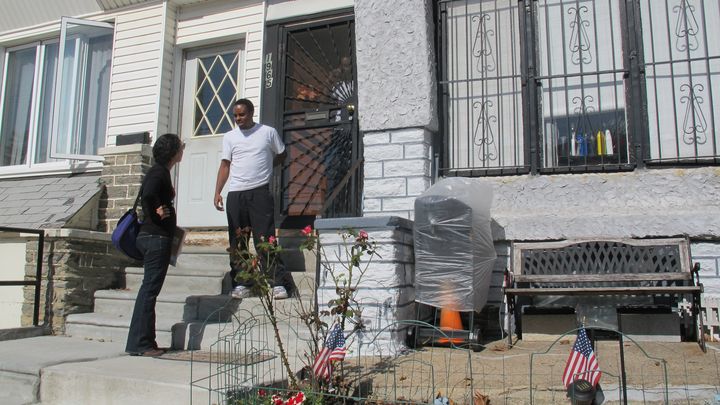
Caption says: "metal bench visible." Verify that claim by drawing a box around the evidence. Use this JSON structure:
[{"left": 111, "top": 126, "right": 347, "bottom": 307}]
[{"left": 504, "top": 238, "right": 705, "bottom": 350}]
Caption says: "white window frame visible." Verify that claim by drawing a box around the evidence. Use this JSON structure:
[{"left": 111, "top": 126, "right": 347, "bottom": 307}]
[
  {"left": 50, "top": 17, "right": 114, "bottom": 162},
  {"left": 0, "top": 17, "right": 113, "bottom": 177}
]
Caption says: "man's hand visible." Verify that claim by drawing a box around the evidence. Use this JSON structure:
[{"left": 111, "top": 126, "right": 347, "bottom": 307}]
[
  {"left": 214, "top": 193, "right": 224, "bottom": 211},
  {"left": 215, "top": 160, "right": 230, "bottom": 211}
]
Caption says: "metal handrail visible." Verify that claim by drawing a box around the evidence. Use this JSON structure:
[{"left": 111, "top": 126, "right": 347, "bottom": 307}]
[{"left": 0, "top": 226, "right": 44, "bottom": 326}]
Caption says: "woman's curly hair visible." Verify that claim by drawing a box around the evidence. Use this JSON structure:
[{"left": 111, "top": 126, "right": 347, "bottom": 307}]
[{"left": 153, "top": 133, "right": 183, "bottom": 165}]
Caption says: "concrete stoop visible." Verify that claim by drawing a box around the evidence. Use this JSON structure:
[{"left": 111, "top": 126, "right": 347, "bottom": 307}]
[
  {"left": 38, "top": 356, "right": 211, "bottom": 405},
  {"left": 0, "top": 336, "right": 124, "bottom": 405}
]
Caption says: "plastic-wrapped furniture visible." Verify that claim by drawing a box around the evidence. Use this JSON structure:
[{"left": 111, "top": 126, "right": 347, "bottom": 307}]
[{"left": 414, "top": 177, "right": 496, "bottom": 313}]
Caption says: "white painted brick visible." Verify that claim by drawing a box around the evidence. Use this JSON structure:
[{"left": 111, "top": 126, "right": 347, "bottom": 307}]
[
  {"left": 390, "top": 128, "right": 428, "bottom": 143},
  {"left": 363, "top": 198, "right": 382, "bottom": 211},
  {"left": 407, "top": 177, "right": 431, "bottom": 195},
  {"left": 363, "top": 132, "right": 390, "bottom": 145},
  {"left": 384, "top": 159, "right": 430, "bottom": 177},
  {"left": 404, "top": 143, "right": 430, "bottom": 159},
  {"left": 698, "top": 259, "right": 720, "bottom": 277},
  {"left": 365, "top": 210, "right": 412, "bottom": 219},
  {"left": 691, "top": 242, "right": 720, "bottom": 256},
  {"left": 364, "top": 178, "right": 406, "bottom": 197},
  {"left": 373, "top": 243, "right": 414, "bottom": 263},
  {"left": 364, "top": 162, "right": 383, "bottom": 178},
  {"left": 382, "top": 196, "right": 417, "bottom": 211},
  {"left": 365, "top": 144, "right": 404, "bottom": 161},
  {"left": 320, "top": 262, "right": 406, "bottom": 287}
]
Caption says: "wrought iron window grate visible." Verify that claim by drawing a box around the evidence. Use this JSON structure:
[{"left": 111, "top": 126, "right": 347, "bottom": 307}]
[{"left": 437, "top": 0, "right": 720, "bottom": 176}]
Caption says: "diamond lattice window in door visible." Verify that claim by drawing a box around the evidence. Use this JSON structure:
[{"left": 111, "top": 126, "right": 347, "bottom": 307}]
[{"left": 193, "top": 51, "right": 240, "bottom": 136}]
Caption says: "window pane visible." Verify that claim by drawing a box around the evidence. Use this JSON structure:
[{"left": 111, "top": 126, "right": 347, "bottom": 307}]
[
  {"left": 440, "top": 0, "right": 525, "bottom": 173},
  {"left": 35, "top": 43, "right": 59, "bottom": 164},
  {"left": 0, "top": 47, "right": 36, "bottom": 166},
  {"left": 193, "top": 51, "right": 240, "bottom": 136},
  {"left": 55, "top": 22, "right": 112, "bottom": 157},
  {"left": 640, "top": 0, "right": 720, "bottom": 162},
  {"left": 537, "top": 0, "right": 630, "bottom": 169}
]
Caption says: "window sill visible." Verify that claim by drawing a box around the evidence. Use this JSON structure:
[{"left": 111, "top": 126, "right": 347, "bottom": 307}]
[{"left": 0, "top": 160, "right": 103, "bottom": 180}]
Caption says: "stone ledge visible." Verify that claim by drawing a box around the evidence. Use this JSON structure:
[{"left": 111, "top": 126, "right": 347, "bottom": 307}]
[
  {"left": 98, "top": 144, "right": 152, "bottom": 156},
  {"left": 315, "top": 216, "right": 413, "bottom": 232},
  {"left": 38, "top": 229, "right": 112, "bottom": 242}
]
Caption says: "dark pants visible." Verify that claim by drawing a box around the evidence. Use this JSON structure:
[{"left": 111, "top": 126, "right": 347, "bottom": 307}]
[
  {"left": 126, "top": 233, "right": 171, "bottom": 354},
  {"left": 226, "top": 185, "right": 288, "bottom": 289}
]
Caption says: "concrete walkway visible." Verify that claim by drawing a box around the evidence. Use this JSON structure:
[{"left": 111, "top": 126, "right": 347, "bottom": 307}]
[{"left": 0, "top": 335, "right": 211, "bottom": 405}]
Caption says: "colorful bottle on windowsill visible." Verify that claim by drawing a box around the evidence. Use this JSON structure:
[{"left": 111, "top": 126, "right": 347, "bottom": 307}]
[
  {"left": 596, "top": 130, "right": 605, "bottom": 155},
  {"left": 577, "top": 133, "right": 587, "bottom": 156},
  {"left": 605, "top": 129, "right": 614, "bottom": 155}
]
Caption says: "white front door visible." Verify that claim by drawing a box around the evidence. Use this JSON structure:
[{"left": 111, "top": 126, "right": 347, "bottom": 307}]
[{"left": 176, "top": 43, "right": 244, "bottom": 227}]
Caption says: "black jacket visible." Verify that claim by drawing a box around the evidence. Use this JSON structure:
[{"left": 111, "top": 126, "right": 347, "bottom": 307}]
[{"left": 139, "top": 164, "right": 176, "bottom": 237}]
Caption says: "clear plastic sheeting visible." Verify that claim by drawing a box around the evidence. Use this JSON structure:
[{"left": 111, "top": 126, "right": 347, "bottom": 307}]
[{"left": 413, "top": 178, "right": 496, "bottom": 312}]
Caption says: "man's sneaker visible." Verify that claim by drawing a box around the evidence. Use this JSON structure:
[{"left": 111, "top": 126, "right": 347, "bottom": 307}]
[
  {"left": 230, "top": 286, "right": 252, "bottom": 299},
  {"left": 272, "top": 286, "right": 289, "bottom": 300}
]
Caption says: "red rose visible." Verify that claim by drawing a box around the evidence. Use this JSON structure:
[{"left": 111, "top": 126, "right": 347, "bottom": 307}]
[
  {"left": 301, "top": 225, "right": 312, "bottom": 236},
  {"left": 268, "top": 236, "right": 276, "bottom": 244}
]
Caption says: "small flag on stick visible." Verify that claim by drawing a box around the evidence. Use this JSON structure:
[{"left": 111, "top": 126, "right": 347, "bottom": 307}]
[
  {"left": 313, "top": 323, "right": 346, "bottom": 379},
  {"left": 562, "top": 327, "right": 602, "bottom": 388}
]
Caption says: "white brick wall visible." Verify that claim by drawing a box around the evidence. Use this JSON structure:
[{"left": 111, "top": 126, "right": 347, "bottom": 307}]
[
  {"left": 315, "top": 218, "right": 415, "bottom": 356},
  {"left": 693, "top": 242, "right": 720, "bottom": 296},
  {"left": 362, "top": 128, "right": 433, "bottom": 219}
]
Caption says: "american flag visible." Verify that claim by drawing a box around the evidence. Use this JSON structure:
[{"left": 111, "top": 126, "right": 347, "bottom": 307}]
[
  {"left": 562, "top": 327, "right": 602, "bottom": 388},
  {"left": 313, "top": 323, "right": 346, "bottom": 379}
]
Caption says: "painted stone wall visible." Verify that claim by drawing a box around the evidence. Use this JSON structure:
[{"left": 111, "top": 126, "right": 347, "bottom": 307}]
[
  {"left": 315, "top": 217, "right": 415, "bottom": 356},
  {"left": 487, "top": 167, "right": 720, "bottom": 241},
  {"left": 21, "top": 230, "right": 130, "bottom": 334},
  {"left": 355, "top": 0, "right": 437, "bottom": 219}
]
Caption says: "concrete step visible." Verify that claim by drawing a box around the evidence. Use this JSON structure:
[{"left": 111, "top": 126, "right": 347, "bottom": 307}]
[
  {"left": 92, "top": 290, "right": 237, "bottom": 323},
  {"left": 64, "top": 312, "right": 176, "bottom": 348},
  {"left": 124, "top": 263, "right": 229, "bottom": 295},
  {"left": 0, "top": 336, "right": 124, "bottom": 405},
  {"left": 183, "top": 302, "right": 316, "bottom": 353},
  {"left": 39, "top": 355, "right": 213, "bottom": 405}
]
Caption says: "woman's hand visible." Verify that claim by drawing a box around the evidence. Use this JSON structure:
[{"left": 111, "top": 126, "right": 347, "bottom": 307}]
[{"left": 155, "top": 205, "right": 173, "bottom": 220}]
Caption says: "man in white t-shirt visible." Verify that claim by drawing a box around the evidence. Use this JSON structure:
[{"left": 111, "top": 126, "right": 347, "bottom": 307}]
[{"left": 214, "top": 99, "right": 289, "bottom": 299}]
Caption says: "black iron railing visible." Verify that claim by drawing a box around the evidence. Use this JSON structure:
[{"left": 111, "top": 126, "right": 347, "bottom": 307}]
[{"left": 0, "top": 227, "right": 44, "bottom": 326}]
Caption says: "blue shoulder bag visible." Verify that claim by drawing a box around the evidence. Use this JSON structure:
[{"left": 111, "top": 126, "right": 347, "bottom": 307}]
[{"left": 111, "top": 189, "right": 143, "bottom": 261}]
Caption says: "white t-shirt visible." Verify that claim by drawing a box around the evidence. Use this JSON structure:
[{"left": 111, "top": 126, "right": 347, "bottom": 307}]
[{"left": 221, "top": 123, "right": 285, "bottom": 192}]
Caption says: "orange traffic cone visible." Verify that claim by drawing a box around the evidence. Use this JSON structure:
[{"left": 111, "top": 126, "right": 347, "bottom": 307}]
[{"left": 437, "top": 307, "right": 464, "bottom": 344}]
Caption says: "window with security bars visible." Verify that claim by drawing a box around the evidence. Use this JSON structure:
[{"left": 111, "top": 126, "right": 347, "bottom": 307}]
[
  {"left": 192, "top": 51, "right": 241, "bottom": 136},
  {"left": 437, "top": 0, "right": 720, "bottom": 175}
]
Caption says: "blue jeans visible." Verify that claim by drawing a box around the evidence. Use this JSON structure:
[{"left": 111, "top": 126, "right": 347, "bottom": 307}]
[{"left": 125, "top": 232, "right": 171, "bottom": 353}]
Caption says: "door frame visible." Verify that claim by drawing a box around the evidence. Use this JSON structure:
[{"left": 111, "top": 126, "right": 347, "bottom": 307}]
[
  {"left": 173, "top": 40, "right": 247, "bottom": 228},
  {"left": 261, "top": 9, "right": 361, "bottom": 228}
]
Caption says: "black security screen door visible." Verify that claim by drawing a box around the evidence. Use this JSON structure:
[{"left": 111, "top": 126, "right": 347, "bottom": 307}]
[{"left": 263, "top": 13, "right": 361, "bottom": 225}]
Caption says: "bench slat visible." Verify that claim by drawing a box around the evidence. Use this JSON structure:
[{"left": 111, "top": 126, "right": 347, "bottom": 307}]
[
  {"left": 505, "top": 286, "right": 702, "bottom": 296},
  {"left": 514, "top": 273, "right": 692, "bottom": 283}
]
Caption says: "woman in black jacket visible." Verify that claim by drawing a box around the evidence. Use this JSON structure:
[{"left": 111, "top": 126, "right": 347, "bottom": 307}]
[{"left": 126, "top": 133, "right": 184, "bottom": 356}]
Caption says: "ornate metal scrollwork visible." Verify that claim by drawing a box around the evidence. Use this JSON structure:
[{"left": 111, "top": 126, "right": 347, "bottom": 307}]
[
  {"left": 472, "top": 100, "right": 497, "bottom": 162},
  {"left": 674, "top": 0, "right": 699, "bottom": 52},
  {"left": 568, "top": 6, "right": 592, "bottom": 65},
  {"left": 472, "top": 13, "right": 496, "bottom": 74},
  {"left": 572, "top": 95, "right": 595, "bottom": 116},
  {"left": 680, "top": 83, "right": 707, "bottom": 145}
]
